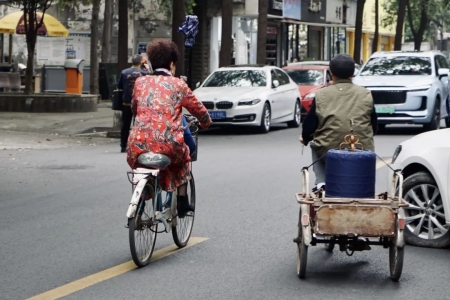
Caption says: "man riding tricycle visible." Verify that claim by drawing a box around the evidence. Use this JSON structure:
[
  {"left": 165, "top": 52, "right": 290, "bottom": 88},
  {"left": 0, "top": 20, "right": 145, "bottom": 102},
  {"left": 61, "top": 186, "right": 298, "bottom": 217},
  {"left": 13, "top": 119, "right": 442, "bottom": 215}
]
[{"left": 296, "top": 54, "right": 407, "bottom": 281}]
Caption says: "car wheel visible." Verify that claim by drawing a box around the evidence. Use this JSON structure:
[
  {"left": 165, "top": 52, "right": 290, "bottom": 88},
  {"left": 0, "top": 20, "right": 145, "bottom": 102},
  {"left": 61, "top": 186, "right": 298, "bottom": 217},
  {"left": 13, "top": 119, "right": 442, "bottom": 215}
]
[
  {"left": 258, "top": 103, "right": 271, "bottom": 134},
  {"left": 423, "top": 99, "right": 440, "bottom": 131},
  {"left": 287, "top": 100, "right": 301, "bottom": 128},
  {"left": 402, "top": 171, "right": 450, "bottom": 248}
]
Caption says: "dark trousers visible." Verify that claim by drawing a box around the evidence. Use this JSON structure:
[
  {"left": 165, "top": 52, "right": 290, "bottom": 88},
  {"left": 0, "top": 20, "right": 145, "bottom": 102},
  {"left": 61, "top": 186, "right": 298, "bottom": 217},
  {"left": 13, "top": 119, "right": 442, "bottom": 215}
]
[{"left": 121, "top": 106, "right": 133, "bottom": 149}]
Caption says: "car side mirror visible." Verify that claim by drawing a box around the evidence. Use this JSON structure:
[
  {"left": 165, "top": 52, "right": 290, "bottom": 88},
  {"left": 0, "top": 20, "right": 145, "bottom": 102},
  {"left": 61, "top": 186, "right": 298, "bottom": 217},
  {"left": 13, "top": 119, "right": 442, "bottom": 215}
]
[
  {"left": 195, "top": 81, "right": 201, "bottom": 88},
  {"left": 438, "top": 68, "right": 449, "bottom": 79},
  {"left": 272, "top": 80, "right": 280, "bottom": 88}
]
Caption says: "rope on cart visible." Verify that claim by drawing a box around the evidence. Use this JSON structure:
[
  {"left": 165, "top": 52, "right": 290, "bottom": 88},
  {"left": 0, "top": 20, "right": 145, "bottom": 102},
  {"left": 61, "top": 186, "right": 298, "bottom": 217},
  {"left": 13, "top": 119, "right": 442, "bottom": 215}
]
[{"left": 374, "top": 153, "right": 402, "bottom": 173}]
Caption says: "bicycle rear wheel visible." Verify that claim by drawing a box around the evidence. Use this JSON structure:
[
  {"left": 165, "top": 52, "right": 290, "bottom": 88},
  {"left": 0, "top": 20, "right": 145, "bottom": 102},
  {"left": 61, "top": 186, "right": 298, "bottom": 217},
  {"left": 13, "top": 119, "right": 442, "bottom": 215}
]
[
  {"left": 172, "top": 172, "right": 196, "bottom": 248},
  {"left": 129, "top": 188, "right": 158, "bottom": 267}
]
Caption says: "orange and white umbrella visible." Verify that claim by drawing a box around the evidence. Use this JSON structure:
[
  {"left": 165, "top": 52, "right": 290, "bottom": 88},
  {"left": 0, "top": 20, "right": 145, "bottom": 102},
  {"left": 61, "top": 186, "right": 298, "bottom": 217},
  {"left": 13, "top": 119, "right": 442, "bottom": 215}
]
[{"left": 0, "top": 11, "right": 68, "bottom": 37}]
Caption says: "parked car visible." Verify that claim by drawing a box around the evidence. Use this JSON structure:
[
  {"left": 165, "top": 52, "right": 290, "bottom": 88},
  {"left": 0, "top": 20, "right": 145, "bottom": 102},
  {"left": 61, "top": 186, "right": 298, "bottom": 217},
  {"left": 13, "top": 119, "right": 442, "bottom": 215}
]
[
  {"left": 353, "top": 51, "right": 450, "bottom": 131},
  {"left": 282, "top": 64, "right": 331, "bottom": 119},
  {"left": 287, "top": 60, "right": 361, "bottom": 76},
  {"left": 389, "top": 128, "right": 450, "bottom": 248},
  {"left": 193, "top": 65, "right": 302, "bottom": 133}
]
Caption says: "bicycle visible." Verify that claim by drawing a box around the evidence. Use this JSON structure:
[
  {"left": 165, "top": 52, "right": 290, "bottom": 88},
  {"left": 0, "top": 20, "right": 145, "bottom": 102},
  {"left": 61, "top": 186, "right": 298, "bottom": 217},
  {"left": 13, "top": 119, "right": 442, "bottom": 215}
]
[{"left": 126, "top": 115, "right": 199, "bottom": 267}]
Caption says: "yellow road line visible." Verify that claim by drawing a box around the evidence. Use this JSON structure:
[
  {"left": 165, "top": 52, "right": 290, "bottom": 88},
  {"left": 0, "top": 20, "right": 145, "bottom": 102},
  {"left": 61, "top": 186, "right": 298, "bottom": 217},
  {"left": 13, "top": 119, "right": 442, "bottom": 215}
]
[
  {"left": 376, "top": 158, "right": 392, "bottom": 169},
  {"left": 27, "top": 237, "right": 209, "bottom": 300}
]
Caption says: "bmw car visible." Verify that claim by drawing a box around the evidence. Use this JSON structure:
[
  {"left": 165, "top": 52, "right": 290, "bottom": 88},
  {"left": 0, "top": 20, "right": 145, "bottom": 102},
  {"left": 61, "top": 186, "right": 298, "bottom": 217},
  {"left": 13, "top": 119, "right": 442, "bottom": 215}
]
[{"left": 193, "top": 65, "right": 302, "bottom": 133}]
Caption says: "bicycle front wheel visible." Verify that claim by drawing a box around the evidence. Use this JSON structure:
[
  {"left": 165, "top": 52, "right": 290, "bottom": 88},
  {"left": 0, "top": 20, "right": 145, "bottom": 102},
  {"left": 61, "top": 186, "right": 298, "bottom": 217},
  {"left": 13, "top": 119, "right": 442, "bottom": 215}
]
[
  {"left": 129, "top": 188, "right": 158, "bottom": 267},
  {"left": 172, "top": 172, "right": 196, "bottom": 248}
]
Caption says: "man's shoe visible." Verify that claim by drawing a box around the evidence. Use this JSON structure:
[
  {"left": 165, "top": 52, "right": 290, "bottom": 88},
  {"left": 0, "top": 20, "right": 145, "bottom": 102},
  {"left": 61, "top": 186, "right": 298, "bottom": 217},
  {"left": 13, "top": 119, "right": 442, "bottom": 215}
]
[
  {"left": 177, "top": 195, "right": 194, "bottom": 218},
  {"left": 312, "top": 185, "right": 326, "bottom": 193}
]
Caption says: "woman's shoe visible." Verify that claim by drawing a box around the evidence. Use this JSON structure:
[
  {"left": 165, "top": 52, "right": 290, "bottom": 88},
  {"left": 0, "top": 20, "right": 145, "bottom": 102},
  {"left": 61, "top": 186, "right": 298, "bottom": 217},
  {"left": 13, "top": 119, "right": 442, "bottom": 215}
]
[{"left": 177, "top": 195, "right": 194, "bottom": 218}]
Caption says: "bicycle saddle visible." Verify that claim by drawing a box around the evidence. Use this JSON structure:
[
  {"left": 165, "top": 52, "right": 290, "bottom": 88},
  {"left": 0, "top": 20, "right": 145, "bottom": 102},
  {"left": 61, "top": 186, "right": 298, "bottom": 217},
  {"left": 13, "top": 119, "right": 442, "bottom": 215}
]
[{"left": 137, "top": 152, "right": 171, "bottom": 170}]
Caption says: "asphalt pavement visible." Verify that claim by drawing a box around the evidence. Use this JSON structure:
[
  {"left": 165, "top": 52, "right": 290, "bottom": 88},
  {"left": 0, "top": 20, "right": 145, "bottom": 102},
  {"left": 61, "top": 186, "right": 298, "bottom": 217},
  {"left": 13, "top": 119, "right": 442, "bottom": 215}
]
[{"left": 1, "top": 123, "right": 449, "bottom": 300}]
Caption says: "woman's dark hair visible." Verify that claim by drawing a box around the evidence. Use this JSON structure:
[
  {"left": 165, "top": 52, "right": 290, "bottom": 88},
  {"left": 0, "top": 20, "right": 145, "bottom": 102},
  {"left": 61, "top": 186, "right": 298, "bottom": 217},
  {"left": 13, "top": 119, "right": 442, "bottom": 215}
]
[{"left": 146, "top": 39, "right": 180, "bottom": 70}]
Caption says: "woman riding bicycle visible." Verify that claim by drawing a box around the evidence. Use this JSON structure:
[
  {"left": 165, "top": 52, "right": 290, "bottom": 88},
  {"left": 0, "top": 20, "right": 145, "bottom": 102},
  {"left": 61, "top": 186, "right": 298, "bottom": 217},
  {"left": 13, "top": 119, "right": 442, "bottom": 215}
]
[{"left": 127, "top": 39, "right": 211, "bottom": 217}]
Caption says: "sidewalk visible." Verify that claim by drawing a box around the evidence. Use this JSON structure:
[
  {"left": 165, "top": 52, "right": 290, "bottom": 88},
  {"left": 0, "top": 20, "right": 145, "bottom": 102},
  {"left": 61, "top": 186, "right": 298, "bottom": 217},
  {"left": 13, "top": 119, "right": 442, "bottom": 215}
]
[{"left": 0, "top": 102, "right": 120, "bottom": 150}]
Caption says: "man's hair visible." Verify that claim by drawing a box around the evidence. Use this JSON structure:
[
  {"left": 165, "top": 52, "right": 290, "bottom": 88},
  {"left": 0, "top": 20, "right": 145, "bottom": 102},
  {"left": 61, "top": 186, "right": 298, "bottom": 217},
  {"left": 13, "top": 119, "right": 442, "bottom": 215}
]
[
  {"left": 146, "top": 39, "right": 180, "bottom": 70},
  {"left": 329, "top": 54, "right": 355, "bottom": 79},
  {"left": 131, "top": 54, "right": 142, "bottom": 66}
]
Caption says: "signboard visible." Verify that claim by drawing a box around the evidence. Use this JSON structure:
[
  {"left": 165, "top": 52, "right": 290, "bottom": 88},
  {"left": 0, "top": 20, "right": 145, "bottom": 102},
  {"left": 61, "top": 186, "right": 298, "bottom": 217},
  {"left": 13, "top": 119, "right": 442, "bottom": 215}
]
[
  {"left": 36, "top": 32, "right": 91, "bottom": 66},
  {"left": 268, "top": 0, "right": 283, "bottom": 16},
  {"left": 326, "top": 0, "right": 357, "bottom": 26},
  {"left": 283, "top": 0, "right": 301, "bottom": 20},
  {"left": 301, "top": 0, "right": 326, "bottom": 23}
]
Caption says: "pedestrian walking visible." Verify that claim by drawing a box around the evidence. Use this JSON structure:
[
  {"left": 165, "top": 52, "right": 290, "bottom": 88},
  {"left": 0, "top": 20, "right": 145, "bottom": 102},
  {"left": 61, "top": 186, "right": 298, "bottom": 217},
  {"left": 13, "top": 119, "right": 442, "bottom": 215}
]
[{"left": 117, "top": 54, "right": 149, "bottom": 153}]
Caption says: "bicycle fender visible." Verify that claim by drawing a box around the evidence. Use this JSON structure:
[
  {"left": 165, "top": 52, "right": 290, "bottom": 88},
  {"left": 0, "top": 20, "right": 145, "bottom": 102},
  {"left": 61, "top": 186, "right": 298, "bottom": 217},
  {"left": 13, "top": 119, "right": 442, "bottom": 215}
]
[
  {"left": 126, "top": 178, "right": 149, "bottom": 219},
  {"left": 301, "top": 204, "right": 312, "bottom": 246}
]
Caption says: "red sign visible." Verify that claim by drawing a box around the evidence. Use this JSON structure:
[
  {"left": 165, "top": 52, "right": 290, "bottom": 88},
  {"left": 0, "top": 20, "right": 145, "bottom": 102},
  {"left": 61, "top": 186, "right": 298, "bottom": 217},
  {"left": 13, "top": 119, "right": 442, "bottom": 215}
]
[{"left": 267, "top": 26, "right": 278, "bottom": 35}]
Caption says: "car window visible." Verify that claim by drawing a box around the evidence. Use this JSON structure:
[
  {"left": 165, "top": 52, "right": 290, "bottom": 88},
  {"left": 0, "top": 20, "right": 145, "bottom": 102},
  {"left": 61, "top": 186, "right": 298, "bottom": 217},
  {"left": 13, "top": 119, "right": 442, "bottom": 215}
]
[
  {"left": 202, "top": 70, "right": 267, "bottom": 87},
  {"left": 437, "top": 55, "right": 449, "bottom": 69},
  {"left": 271, "top": 70, "right": 278, "bottom": 85},
  {"left": 284, "top": 69, "right": 324, "bottom": 86},
  {"left": 275, "top": 69, "right": 290, "bottom": 85},
  {"left": 359, "top": 56, "right": 432, "bottom": 76},
  {"left": 434, "top": 57, "right": 440, "bottom": 75}
]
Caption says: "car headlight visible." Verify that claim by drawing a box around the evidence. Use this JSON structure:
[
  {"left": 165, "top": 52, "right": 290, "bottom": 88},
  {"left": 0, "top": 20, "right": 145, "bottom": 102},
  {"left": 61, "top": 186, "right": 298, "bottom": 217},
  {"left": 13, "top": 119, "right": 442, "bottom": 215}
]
[
  {"left": 238, "top": 99, "right": 261, "bottom": 106},
  {"left": 408, "top": 85, "right": 431, "bottom": 92},
  {"left": 392, "top": 145, "right": 402, "bottom": 163},
  {"left": 304, "top": 92, "right": 315, "bottom": 100}
]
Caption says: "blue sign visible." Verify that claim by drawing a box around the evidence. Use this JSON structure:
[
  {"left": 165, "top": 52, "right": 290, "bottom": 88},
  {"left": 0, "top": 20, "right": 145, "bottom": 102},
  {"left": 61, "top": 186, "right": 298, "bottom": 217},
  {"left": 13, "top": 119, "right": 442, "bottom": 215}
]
[
  {"left": 137, "top": 43, "right": 147, "bottom": 54},
  {"left": 283, "top": 0, "right": 301, "bottom": 20}
]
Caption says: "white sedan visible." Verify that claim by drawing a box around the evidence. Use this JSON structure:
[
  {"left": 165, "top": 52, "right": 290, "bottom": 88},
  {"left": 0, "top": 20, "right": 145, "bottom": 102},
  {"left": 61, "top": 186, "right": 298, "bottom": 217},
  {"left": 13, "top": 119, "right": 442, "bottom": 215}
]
[
  {"left": 390, "top": 129, "right": 450, "bottom": 248},
  {"left": 193, "top": 65, "right": 302, "bottom": 133}
]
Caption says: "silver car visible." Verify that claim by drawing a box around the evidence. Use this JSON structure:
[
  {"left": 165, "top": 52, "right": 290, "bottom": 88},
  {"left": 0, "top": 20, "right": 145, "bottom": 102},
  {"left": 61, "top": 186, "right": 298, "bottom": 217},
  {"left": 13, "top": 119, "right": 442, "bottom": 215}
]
[
  {"left": 353, "top": 51, "right": 449, "bottom": 131},
  {"left": 193, "top": 65, "right": 302, "bottom": 133}
]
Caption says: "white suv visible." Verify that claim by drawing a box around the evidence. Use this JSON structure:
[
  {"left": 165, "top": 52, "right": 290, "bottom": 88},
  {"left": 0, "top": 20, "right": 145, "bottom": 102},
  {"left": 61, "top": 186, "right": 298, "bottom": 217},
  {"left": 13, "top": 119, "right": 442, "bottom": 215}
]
[{"left": 353, "top": 51, "right": 449, "bottom": 130}]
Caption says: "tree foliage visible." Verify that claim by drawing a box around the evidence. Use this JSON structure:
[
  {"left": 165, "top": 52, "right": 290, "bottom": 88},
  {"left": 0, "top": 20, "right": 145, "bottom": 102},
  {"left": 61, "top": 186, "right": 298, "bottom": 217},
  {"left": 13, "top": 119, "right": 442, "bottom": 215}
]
[
  {"left": 157, "top": 0, "right": 196, "bottom": 23},
  {"left": 382, "top": 0, "right": 450, "bottom": 46}
]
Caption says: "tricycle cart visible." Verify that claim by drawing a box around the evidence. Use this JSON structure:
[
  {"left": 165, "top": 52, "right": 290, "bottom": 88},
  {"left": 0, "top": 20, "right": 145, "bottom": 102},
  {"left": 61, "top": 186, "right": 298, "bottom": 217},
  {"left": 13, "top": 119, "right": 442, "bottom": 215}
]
[{"left": 294, "top": 138, "right": 408, "bottom": 281}]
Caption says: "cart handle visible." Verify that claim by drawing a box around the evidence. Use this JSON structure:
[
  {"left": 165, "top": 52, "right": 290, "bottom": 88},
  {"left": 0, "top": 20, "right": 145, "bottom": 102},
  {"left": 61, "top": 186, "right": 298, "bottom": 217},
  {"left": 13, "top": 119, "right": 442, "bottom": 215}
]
[{"left": 302, "top": 168, "right": 310, "bottom": 199}]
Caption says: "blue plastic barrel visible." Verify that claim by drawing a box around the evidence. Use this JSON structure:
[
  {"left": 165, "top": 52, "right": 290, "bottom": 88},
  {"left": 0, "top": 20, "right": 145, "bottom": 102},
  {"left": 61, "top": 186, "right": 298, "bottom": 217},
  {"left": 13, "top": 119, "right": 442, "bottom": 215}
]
[{"left": 325, "top": 149, "right": 376, "bottom": 198}]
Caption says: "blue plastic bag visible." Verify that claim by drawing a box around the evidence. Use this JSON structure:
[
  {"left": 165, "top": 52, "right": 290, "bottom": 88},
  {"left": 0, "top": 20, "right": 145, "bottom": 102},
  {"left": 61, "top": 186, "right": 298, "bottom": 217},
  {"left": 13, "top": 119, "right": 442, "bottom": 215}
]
[{"left": 182, "top": 116, "right": 196, "bottom": 154}]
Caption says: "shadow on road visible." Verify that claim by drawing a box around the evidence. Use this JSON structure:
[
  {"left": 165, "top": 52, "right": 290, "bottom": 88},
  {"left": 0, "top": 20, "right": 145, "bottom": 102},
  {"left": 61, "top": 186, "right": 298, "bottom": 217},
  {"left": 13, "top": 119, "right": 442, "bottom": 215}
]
[{"left": 198, "top": 125, "right": 290, "bottom": 136}]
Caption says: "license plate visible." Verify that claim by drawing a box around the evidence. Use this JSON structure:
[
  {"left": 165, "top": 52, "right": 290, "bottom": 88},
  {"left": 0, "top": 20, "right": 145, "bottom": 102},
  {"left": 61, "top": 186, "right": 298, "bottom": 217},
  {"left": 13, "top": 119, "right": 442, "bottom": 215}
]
[
  {"left": 375, "top": 106, "right": 395, "bottom": 114},
  {"left": 209, "top": 111, "right": 226, "bottom": 120}
]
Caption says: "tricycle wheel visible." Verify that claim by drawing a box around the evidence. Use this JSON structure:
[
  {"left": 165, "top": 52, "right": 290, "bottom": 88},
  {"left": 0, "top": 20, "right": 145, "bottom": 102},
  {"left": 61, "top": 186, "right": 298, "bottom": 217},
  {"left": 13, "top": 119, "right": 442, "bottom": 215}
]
[
  {"left": 324, "top": 237, "right": 335, "bottom": 252},
  {"left": 389, "top": 240, "right": 404, "bottom": 282},
  {"left": 296, "top": 227, "right": 308, "bottom": 279}
]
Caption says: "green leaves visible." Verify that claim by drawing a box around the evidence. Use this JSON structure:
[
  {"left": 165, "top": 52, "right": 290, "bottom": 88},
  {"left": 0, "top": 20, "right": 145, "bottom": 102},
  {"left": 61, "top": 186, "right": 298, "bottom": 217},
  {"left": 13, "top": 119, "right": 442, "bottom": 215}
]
[{"left": 156, "top": 0, "right": 197, "bottom": 22}]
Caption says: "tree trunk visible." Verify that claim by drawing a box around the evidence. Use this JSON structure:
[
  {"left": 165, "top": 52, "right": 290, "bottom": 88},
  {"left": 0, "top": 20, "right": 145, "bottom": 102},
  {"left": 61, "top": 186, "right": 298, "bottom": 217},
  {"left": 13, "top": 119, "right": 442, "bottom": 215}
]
[
  {"left": 118, "top": 0, "right": 129, "bottom": 75},
  {"left": 219, "top": 0, "right": 233, "bottom": 67},
  {"left": 394, "top": 0, "right": 406, "bottom": 50},
  {"left": 102, "top": 0, "right": 112, "bottom": 62},
  {"left": 24, "top": 7, "right": 36, "bottom": 95},
  {"left": 24, "top": 38, "right": 36, "bottom": 95},
  {"left": 90, "top": 0, "right": 100, "bottom": 95},
  {"left": 257, "top": 0, "right": 268, "bottom": 65},
  {"left": 406, "top": 0, "right": 428, "bottom": 51},
  {"left": 371, "top": 0, "right": 379, "bottom": 53},
  {"left": 353, "top": 0, "right": 365, "bottom": 63},
  {"left": 172, "top": 0, "right": 185, "bottom": 76}
]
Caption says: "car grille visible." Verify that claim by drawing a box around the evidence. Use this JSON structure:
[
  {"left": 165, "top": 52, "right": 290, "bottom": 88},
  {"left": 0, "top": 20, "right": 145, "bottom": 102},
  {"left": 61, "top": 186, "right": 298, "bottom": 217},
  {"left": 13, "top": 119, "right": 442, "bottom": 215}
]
[
  {"left": 370, "top": 90, "right": 407, "bottom": 105},
  {"left": 216, "top": 101, "right": 233, "bottom": 109},
  {"left": 202, "top": 101, "right": 214, "bottom": 109}
]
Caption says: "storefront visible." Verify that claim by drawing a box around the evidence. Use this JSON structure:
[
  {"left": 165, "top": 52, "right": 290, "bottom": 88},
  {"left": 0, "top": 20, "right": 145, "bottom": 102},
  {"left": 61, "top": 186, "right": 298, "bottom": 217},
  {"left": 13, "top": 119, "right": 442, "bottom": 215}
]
[{"left": 325, "top": 0, "right": 357, "bottom": 59}]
